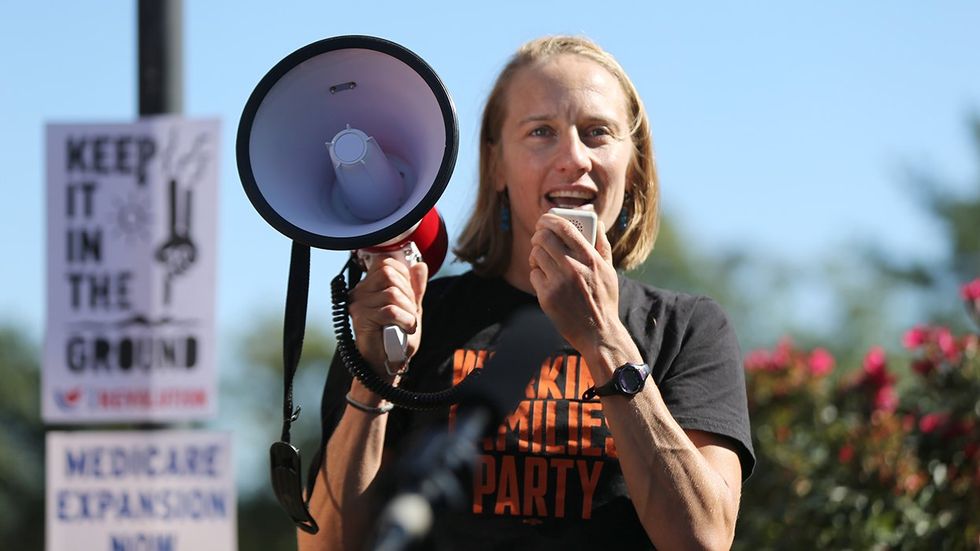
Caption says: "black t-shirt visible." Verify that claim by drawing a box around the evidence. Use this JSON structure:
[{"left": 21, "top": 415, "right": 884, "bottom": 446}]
[{"left": 315, "top": 271, "right": 755, "bottom": 550}]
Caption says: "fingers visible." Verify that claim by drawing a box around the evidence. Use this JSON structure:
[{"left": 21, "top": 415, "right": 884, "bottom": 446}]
[
  {"left": 529, "top": 217, "right": 582, "bottom": 300},
  {"left": 596, "top": 221, "right": 613, "bottom": 263},
  {"left": 357, "top": 257, "right": 414, "bottom": 295},
  {"left": 529, "top": 266, "right": 548, "bottom": 295},
  {"left": 536, "top": 212, "right": 593, "bottom": 254},
  {"left": 350, "top": 288, "right": 419, "bottom": 334},
  {"left": 530, "top": 213, "right": 617, "bottom": 305},
  {"left": 533, "top": 213, "right": 602, "bottom": 277},
  {"left": 350, "top": 258, "right": 421, "bottom": 334},
  {"left": 409, "top": 261, "right": 428, "bottom": 305},
  {"left": 529, "top": 231, "right": 564, "bottom": 275}
]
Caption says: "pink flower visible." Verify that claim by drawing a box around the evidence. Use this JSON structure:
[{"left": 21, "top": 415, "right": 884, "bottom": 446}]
[
  {"left": 862, "top": 347, "right": 892, "bottom": 387},
  {"left": 744, "top": 349, "right": 772, "bottom": 372},
  {"left": 772, "top": 338, "right": 794, "bottom": 369},
  {"left": 873, "top": 385, "right": 898, "bottom": 412},
  {"left": 745, "top": 340, "right": 795, "bottom": 372},
  {"left": 935, "top": 327, "right": 960, "bottom": 361},
  {"left": 960, "top": 278, "right": 980, "bottom": 301},
  {"left": 807, "top": 348, "right": 835, "bottom": 376},
  {"left": 899, "top": 473, "right": 926, "bottom": 495},
  {"left": 918, "top": 412, "right": 949, "bottom": 434},
  {"left": 838, "top": 444, "right": 854, "bottom": 464},
  {"left": 902, "top": 325, "right": 930, "bottom": 350},
  {"left": 964, "top": 279, "right": 980, "bottom": 330}
]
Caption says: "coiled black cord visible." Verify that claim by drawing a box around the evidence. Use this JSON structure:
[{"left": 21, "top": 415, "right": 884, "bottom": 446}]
[{"left": 331, "top": 260, "right": 479, "bottom": 410}]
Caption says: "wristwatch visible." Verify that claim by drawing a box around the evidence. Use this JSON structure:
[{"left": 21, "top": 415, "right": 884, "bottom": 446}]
[{"left": 582, "top": 362, "right": 652, "bottom": 399}]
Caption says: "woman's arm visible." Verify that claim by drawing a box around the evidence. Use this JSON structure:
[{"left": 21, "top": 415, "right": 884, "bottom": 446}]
[
  {"left": 298, "top": 259, "right": 427, "bottom": 551},
  {"left": 583, "top": 324, "right": 742, "bottom": 550},
  {"left": 530, "top": 215, "right": 743, "bottom": 550},
  {"left": 298, "top": 380, "right": 396, "bottom": 551}
]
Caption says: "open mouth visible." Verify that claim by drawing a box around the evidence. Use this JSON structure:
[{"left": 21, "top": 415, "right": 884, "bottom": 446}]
[{"left": 546, "top": 189, "right": 596, "bottom": 209}]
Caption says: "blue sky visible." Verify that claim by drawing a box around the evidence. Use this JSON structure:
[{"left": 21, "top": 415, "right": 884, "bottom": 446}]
[{"left": 3, "top": 1, "right": 980, "bottom": 340}]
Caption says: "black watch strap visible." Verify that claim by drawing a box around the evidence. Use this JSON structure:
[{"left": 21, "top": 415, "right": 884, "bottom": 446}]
[
  {"left": 582, "top": 362, "right": 650, "bottom": 400},
  {"left": 588, "top": 382, "right": 620, "bottom": 398}
]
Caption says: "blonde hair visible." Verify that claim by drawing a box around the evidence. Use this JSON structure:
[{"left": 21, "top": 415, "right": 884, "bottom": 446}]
[{"left": 454, "top": 35, "right": 660, "bottom": 275}]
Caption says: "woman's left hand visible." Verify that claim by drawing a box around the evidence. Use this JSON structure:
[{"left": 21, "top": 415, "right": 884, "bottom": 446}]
[{"left": 529, "top": 213, "right": 623, "bottom": 353}]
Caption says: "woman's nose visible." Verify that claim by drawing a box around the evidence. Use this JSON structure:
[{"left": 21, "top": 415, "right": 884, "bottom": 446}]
[{"left": 555, "top": 130, "right": 592, "bottom": 174}]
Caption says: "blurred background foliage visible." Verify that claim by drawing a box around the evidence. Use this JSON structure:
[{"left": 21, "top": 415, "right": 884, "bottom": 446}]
[{"left": 1, "top": 116, "right": 978, "bottom": 549}]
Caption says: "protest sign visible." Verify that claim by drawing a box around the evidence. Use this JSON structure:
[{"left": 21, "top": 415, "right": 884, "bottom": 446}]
[
  {"left": 46, "top": 430, "right": 236, "bottom": 551},
  {"left": 43, "top": 117, "right": 219, "bottom": 423}
]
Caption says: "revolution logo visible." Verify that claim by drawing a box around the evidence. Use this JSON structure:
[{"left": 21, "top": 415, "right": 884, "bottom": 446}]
[{"left": 55, "top": 387, "right": 84, "bottom": 411}]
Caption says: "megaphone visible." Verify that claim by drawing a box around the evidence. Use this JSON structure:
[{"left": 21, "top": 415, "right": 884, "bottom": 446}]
[
  {"left": 237, "top": 35, "right": 457, "bottom": 362},
  {"left": 237, "top": 36, "right": 459, "bottom": 535}
]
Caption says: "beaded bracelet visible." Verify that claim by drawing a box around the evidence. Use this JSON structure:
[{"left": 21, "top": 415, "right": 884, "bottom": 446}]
[{"left": 345, "top": 392, "right": 394, "bottom": 414}]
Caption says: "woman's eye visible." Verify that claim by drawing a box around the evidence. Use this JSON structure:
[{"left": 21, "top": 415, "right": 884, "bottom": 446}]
[
  {"left": 529, "top": 126, "right": 553, "bottom": 137},
  {"left": 586, "top": 126, "right": 612, "bottom": 138}
]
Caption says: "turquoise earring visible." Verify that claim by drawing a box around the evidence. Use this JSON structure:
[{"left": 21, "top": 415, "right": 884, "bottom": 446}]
[
  {"left": 500, "top": 202, "right": 511, "bottom": 232},
  {"left": 618, "top": 205, "right": 629, "bottom": 231}
]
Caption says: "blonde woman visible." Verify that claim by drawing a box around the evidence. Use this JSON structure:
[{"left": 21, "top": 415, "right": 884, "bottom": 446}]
[{"left": 301, "top": 36, "right": 755, "bottom": 550}]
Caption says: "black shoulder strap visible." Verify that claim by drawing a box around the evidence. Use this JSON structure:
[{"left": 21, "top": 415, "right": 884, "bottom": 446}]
[
  {"left": 268, "top": 241, "right": 319, "bottom": 534},
  {"left": 281, "top": 240, "right": 310, "bottom": 443}
]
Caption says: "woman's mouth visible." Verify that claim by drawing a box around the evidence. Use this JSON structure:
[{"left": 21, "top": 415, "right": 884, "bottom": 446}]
[{"left": 546, "top": 189, "right": 596, "bottom": 209}]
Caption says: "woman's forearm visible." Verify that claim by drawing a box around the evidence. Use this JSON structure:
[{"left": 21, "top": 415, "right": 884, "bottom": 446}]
[
  {"left": 585, "top": 329, "right": 740, "bottom": 551},
  {"left": 297, "top": 381, "right": 392, "bottom": 551},
  {"left": 603, "top": 386, "right": 739, "bottom": 550}
]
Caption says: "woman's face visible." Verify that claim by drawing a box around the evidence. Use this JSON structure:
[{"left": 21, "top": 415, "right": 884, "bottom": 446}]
[{"left": 494, "top": 54, "right": 633, "bottom": 254}]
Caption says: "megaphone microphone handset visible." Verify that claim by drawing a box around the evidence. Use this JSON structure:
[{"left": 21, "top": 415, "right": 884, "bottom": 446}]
[{"left": 549, "top": 207, "right": 597, "bottom": 246}]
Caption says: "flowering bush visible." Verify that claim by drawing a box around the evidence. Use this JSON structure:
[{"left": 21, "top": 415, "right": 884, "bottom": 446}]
[{"left": 736, "top": 279, "right": 980, "bottom": 550}]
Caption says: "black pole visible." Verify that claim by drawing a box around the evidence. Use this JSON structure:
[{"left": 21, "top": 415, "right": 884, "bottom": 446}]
[
  {"left": 136, "top": 0, "right": 182, "bottom": 432},
  {"left": 138, "top": 0, "right": 183, "bottom": 115}
]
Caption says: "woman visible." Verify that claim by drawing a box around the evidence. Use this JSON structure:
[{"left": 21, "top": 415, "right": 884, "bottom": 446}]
[{"left": 301, "top": 36, "right": 755, "bottom": 550}]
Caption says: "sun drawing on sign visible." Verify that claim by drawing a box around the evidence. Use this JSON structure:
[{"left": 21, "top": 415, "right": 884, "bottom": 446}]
[{"left": 106, "top": 190, "right": 153, "bottom": 244}]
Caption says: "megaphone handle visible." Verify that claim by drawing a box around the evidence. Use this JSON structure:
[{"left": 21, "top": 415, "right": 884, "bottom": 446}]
[
  {"left": 356, "top": 242, "right": 423, "bottom": 369},
  {"left": 383, "top": 325, "right": 409, "bottom": 366}
]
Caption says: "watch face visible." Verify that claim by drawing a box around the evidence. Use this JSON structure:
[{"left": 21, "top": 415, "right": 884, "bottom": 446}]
[{"left": 617, "top": 365, "right": 645, "bottom": 394}]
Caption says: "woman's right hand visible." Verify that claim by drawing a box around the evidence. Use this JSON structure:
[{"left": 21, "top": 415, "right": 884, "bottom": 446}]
[{"left": 347, "top": 257, "right": 428, "bottom": 375}]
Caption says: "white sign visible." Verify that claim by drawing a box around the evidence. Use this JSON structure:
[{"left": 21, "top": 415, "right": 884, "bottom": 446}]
[
  {"left": 46, "top": 430, "right": 237, "bottom": 551},
  {"left": 43, "top": 117, "right": 219, "bottom": 423}
]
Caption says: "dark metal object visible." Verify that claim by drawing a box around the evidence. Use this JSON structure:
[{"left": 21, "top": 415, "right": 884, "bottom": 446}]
[{"left": 138, "top": 0, "right": 183, "bottom": 115}]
